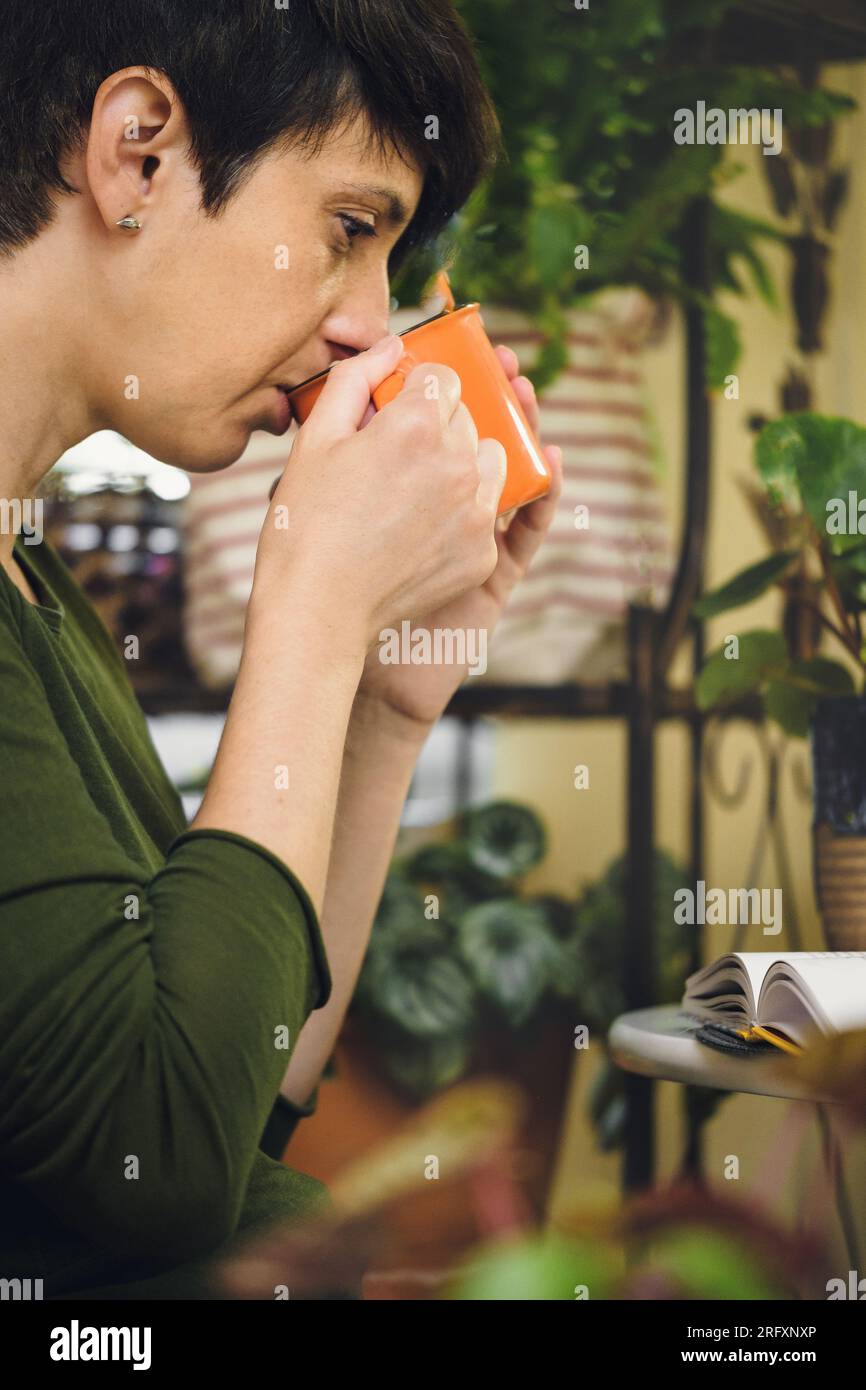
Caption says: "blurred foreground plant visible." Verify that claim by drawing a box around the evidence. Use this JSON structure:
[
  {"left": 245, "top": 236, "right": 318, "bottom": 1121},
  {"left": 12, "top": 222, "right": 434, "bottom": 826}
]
[{"left": 219, "top": 1073, "right": 857, "bottom": 1301}]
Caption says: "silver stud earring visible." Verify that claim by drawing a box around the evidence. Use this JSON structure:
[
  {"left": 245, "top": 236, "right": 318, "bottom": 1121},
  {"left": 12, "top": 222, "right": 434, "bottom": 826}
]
[{"left": 116, "top": 215, "right": 142, "bottom": 232}]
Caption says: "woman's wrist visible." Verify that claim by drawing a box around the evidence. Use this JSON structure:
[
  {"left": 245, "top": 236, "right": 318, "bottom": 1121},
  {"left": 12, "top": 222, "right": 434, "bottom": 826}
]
[
  {"left": 246, "top": 563, "right": 371, "bottom": 673},
  {"left": 346, "top": 686, "right": 435, "bottom": 753}
]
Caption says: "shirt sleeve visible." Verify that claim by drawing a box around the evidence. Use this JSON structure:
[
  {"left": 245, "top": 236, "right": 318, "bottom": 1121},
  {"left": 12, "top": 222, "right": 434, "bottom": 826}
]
[{"left": 0, "top": 620, "right": 332, "bottom": 1266}]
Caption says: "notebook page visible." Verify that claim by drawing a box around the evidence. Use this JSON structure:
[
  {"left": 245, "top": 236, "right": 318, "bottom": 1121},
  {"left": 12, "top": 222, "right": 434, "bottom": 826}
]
[
  {"left": 758, "top": 953, "right": 866, "bottom": 1032},
  {"left": 733, "top": 953, "right": 780, "bottom": 1010}
]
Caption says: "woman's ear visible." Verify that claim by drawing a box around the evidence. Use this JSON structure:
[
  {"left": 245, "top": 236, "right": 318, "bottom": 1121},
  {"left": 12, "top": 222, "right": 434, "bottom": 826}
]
[{"left": 82, "top": 67, "right": 189, "bottom": 234}]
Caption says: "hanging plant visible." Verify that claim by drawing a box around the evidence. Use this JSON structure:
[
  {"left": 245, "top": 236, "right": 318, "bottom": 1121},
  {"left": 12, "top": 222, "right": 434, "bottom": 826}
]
[{"left": 390, "top": 0, "right": 855, "bottom": 392}]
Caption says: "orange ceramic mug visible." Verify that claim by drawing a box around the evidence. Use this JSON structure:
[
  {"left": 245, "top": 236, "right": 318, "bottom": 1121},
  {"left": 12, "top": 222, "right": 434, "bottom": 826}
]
[{"left": 286, "top": 300, "right": 552, "bottom": 517}]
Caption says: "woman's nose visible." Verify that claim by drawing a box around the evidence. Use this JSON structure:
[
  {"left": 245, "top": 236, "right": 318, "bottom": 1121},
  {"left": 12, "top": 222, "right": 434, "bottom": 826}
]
[{"left": 324, "top": 277, "right": 391, "bottom": 359}]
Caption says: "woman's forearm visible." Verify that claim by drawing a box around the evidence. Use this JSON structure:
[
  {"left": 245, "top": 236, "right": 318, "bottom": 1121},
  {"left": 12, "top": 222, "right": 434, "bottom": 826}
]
[
  {"left": 278, "top": 693, "right": 430, "bottom": 1107},
  {"left": 189, "top": 579, "right": 369, "bottom": 915}
]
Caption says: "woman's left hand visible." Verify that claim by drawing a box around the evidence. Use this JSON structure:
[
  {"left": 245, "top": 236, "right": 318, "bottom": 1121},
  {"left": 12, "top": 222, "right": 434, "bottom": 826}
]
[{"left": 355, "top": 344, "right": 562, "bottom": 733}]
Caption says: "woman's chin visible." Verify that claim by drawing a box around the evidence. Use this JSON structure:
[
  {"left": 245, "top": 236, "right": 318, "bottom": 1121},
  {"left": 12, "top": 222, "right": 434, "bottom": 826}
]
[
  {"left": 123, "top": 403, "right": 288, "bottom": 472},
  {"left": 143, "top": 423, "right": 257, "bottom": 474}
]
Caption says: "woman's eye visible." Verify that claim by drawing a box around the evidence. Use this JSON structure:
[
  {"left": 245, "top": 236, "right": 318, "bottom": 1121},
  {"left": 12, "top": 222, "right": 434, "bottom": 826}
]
[{"left": 334, "top": 213, "right": 378, "bottom": 252}]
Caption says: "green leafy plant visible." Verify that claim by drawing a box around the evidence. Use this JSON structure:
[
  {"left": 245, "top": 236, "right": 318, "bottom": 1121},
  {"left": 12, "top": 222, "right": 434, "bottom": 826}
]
[
  {"left": 391, "top": 0, "right": 854, "bottom": 391},
  {"left": 443, "top": 1224, "right": 793, "bottom": 1301},
  {"left": 694, "top": 412, "right": 866, "bottom": 736},
  {"left": 352, "top": 799, "right": 579, "bottom": 1098},
  {"left": 570, "top": 849, "right": 693, "bottom": 1033},
  {"left": 567, "top": 848, "right": 726, "bottom": 1149},
  {"left": 354, "top": 819, "right": 723, "bottom": 1152}
]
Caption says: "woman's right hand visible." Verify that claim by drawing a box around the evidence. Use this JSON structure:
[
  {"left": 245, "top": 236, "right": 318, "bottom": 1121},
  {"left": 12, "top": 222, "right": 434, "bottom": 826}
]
[{"left": 249, "top": 335, "right": 507, "bottom": 646}]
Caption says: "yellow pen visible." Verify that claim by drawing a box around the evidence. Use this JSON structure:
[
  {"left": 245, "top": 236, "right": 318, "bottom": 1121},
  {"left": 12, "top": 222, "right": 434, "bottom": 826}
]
[{"left": 750, "top": 1024, "right": 804, "bottom": 1057}]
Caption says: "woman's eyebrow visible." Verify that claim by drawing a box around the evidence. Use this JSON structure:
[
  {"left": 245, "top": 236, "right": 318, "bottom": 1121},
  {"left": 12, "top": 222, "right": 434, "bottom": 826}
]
[{"left": 328, "top": 181, "right": 412, "bottom": 229}]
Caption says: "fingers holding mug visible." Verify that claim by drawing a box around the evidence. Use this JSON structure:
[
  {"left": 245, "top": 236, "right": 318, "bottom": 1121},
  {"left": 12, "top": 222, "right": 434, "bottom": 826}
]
[
  {"left": 475, "top": 437, "right": 507, "bottom": 516},
  {"left": 400, "top": 360, "right": 463, "bottom": 427},
  {"left": 448, "top": 399, "right": 478, "bottom": 458}
]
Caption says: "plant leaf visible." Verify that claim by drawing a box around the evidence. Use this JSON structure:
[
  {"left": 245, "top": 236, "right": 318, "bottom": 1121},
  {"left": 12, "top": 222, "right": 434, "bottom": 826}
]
[
  {"left": 764, "top": 680, "right": 815, "bottom": 737},
  {"left": 692, "top": 551, "right": 797, "bottom": 618},
  {"left": 571, "top": 849, "right": 692, "bottom": 1036},
  {"left": 359, "top": 921, "right": 477, "bottom": 1038},
  {"left": 704, "top": 306, "right": 741, "bottom": 390},
  {"left": 756, "top": 413, "right": 866, "bottom": 555},
  {"left": 461, "top": 801, "right": 547, "bottom": 879},
  {"left": 458, "top": 900, "right": 559, "bottom": 1026},
  {"left": 445, "top": 1233, "right": 618, "bottom": 1302},
  {"left": 645, "top": 1229, "right": 787, "bottom": 1301},
  {"left": 695, "top": 630, "right": 787, "bottom": 710},
  {"left": 381, "top": 1031, "right": 474, "bottom": 1100},
  {"left": 527, "top": 196, "right": 592, "bottom": 294},
  {"left": 404, "top": 840, "right": 501, "bottom": 919},
  {"left": 764, "top": 658, "right": 854, "bottom": 737},
  {"left": 369, "top": 874, "right": 429, "bottom": 936},
  {"left": 774, "top": 656, "right": 856, "bottom": 696}
]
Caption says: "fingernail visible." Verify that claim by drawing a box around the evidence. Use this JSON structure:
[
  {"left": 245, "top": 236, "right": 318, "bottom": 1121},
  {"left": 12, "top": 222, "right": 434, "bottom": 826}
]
[
  {"left": 549, "top": 445, "right": 563, "bottom": 465},
  {"left": 370, "top": 333, "right": 400, "bottom": 354}
]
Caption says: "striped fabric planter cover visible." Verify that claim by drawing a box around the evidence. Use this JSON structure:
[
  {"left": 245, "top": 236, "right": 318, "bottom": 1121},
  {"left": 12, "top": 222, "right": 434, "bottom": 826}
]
[
  {"left": 478, "top": 290, "right": 674, "bottom": 684},
  {"left": 181, "top": 442, "right": 285, "bottom": 689},
  {"left": 181, "top": 290, "right": 674, "bottom": 690}
]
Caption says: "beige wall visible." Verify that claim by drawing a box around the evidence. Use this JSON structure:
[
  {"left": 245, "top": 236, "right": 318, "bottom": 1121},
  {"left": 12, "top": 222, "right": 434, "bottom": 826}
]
[{"left": 490, "top": 65, "right": 866, "bottom": 1273}]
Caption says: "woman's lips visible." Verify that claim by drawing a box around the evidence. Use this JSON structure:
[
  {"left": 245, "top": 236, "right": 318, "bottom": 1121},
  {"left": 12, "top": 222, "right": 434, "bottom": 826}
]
[{"left": 267, "top": 386, "right": 293, "bottom": 434}]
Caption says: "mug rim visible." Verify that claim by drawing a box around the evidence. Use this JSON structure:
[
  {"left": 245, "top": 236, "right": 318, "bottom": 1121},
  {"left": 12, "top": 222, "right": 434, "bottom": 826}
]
[{"left": 286, "top": 300, "right": 481, "bottom": 398}]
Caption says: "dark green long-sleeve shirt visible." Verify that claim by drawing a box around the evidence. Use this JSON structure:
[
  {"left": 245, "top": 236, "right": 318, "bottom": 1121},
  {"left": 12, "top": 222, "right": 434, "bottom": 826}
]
[{"left": 0, "top": 531, "right": 334, "bottom": 1299}]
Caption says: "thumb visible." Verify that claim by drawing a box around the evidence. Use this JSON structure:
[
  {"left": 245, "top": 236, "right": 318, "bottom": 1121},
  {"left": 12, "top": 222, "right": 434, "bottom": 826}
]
[
  {"left": 476, "top": 437, "right": 507, "bottom": 515},
  {"left": 300, "top": 335, "right": 404, "bottom": 445}
]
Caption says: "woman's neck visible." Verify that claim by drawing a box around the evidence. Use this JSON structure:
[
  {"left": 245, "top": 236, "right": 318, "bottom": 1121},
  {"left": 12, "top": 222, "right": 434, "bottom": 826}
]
[{"left": 0, "top": 226, "right": 95, "bottom": 572}]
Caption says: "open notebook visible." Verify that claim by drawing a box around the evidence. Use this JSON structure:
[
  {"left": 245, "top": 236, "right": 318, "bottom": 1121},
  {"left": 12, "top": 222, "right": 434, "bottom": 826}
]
[{"left": 682, "top": 952, "right": 866, "bottom": 1054}]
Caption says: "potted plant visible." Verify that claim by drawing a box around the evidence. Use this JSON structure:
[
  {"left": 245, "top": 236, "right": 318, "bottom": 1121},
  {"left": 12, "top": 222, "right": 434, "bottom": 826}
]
[
  {"left": 287, "top": 800, "right": 581, "bottom": 1247},
  {"left": 354, "top": 819, "right": 722, "bottom": 1179},
  {"left": 223, "top": 1024, "right": 866, "bottom": 1299},
  {"left": 566, "top": 847, "right": 727, "bottom": 1154},
  {"left": 287, "top": 810, "right": 724, "bottom": 1258},
  {"left": 389, "top": 0, "right": 853, "bottom": 685},
  {"left": 694, "top": 412, "right": 866, "bottom": 948},
  {"left": 393, "top": 0, "right": 854, "bottom": 388}
]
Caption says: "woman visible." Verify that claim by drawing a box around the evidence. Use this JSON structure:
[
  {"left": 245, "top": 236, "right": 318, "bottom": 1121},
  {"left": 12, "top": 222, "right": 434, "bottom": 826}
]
[{"left": 0, "top": 0, "right": 562, "bottom": 1299}]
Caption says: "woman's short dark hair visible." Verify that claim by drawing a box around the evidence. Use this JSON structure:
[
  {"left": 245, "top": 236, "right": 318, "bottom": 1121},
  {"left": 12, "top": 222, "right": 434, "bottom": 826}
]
[{"left": 0, "top": 0, "right": 501, "bottom": 265}]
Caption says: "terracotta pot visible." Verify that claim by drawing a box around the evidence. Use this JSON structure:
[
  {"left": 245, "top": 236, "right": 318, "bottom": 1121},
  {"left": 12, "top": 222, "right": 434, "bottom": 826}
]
[
  {"left": 283, "top": 1006, "right": 576, "bottom": 1269},
  {"left": 811, "top": 696, "right": 866, "bottom": 949}
]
